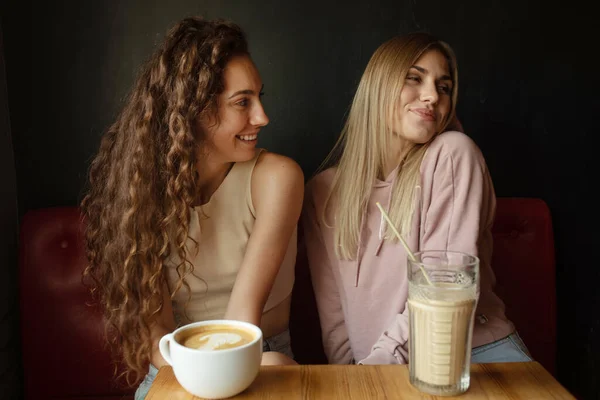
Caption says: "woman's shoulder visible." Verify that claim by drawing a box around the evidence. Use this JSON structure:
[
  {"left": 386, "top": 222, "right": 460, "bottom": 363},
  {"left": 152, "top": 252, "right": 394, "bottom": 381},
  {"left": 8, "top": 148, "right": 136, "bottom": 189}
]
[
  {"left": 421, "top": 131, "right": 490, "bottom": 187},
  {"left": 253, "top": 150, "right": 304, "bottom": 184},
  {"left": 429, "top": 130, "right": 480, "bottom": 153},
  {"left": 425, "top": 130, "right": 486, "bottom": 165},
  {"left": 249, "top": 150, "right": 304, "bottom": 217}
]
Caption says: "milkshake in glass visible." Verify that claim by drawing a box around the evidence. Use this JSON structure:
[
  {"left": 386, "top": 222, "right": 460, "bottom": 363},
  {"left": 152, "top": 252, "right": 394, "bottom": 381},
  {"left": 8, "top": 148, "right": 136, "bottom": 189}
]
[{"left": 407, "top": 250, "right": 479, "bottom": 396}]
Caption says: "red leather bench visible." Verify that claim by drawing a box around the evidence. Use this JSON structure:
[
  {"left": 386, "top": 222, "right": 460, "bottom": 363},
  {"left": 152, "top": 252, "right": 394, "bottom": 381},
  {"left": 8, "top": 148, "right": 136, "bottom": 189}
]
[
  {"left": 19, "top": 198, "right": 556, "bottom": 399},
  {"left": 489, "top": 198, "right": 557, "bottom": 376},
  {"left": 18, "top": 207, "right": 133, "bottom": 400}
]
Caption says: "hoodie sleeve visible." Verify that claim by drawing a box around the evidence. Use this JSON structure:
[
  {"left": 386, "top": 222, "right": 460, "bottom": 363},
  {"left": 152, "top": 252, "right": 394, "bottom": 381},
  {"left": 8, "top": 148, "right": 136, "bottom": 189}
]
[
  {"left": 358, "top": 309, "right": 410, "bottom": 364},
  {"left": 419, "top": 131, "right": 495, "bottom": 261},
  {"left": 303, "top": 180, "right": 354, "bottom": 365},
  {"left": 358, "top": 131, "right": 495, "bottom": 365}
]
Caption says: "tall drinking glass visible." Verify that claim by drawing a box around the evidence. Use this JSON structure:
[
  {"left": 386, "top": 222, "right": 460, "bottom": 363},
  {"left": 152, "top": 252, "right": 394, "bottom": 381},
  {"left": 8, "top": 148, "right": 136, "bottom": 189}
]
[{"left": 407, "top": 250, "right": 479, "bottom": 396}]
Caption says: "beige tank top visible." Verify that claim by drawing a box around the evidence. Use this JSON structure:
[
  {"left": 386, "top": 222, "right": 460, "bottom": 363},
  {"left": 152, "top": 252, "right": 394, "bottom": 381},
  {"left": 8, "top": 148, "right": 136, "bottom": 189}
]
[{"left": 165, "top": 149, "right": 296, "bottom": 325}]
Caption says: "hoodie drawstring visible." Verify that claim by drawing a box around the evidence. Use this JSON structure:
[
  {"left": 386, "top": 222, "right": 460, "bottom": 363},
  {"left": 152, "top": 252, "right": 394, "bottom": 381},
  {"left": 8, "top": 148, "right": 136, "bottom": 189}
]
[
  {"left": 374, "top": 177, "right": 395, "bottom": 256},
  {"left": 354, "top": 208, "right": 366, "bottom": 287},
  {"left": 354, "top": 171, "right": 397, "bottom": 286}
]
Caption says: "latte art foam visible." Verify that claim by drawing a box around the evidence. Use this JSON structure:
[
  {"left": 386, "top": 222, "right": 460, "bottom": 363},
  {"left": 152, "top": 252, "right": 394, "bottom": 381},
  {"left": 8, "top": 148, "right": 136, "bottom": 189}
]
[
  {"left": 188, "top": 332, "right": 246, "bottom": 350},
  {"left": 179, "top": 326, "right": 255, "bottom": 351}
]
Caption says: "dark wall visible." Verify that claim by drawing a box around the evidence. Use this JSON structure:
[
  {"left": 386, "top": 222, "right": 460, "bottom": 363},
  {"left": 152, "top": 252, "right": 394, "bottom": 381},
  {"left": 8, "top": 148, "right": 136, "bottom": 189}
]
[
  {"left": 3, "top": 1, "right": 597, "bottom": 399},
  {"left": 0, "top": 24, "right": 21, "bottom": 400}
]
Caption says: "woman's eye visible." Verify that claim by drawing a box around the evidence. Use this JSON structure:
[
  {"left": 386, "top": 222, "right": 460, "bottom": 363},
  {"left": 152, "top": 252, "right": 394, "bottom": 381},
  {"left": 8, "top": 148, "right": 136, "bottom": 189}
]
[
  {"left": 438, "top": 85, "right": 451, "bottom": 94},
  {"left": 406, "top": 75, "right": 420, "bottom": 82},
  {"left": 236, "top": 99, "right": 248, "bottom": 107}
]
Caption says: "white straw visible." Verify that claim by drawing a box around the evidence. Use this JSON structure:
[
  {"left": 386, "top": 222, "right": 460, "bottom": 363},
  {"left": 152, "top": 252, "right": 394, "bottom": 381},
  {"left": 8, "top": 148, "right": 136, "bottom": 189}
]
[{"left": 375, "top": 202, "right": 433, "bottom": 286}]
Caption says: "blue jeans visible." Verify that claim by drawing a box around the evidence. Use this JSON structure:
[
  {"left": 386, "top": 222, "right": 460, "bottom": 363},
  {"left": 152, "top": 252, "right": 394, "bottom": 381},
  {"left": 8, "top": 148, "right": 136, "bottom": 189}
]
[
  {"left": 471, "top": 331, "right": 532, "bottom": 363},
  {"left": 135, "top": 328, "right": 293, "bottom": 400},
  {"left": 261, "top": 327, "right": 294, "bottom": 358}
]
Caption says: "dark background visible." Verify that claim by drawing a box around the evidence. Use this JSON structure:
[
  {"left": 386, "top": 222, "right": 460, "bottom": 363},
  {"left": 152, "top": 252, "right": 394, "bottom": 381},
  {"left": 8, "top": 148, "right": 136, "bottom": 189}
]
[{"left": 1, "top": 1, "right": 597, "bottom": 399}]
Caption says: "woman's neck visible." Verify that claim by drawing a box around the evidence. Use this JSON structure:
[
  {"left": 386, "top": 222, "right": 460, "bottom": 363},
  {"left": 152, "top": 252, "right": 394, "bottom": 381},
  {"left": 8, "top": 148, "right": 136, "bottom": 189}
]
[
  {"left": 381, "top": 136, "right": 413, "bottom": 179},
  {"left": 195, "top": 154, "right": 234, "bottom": 206}
]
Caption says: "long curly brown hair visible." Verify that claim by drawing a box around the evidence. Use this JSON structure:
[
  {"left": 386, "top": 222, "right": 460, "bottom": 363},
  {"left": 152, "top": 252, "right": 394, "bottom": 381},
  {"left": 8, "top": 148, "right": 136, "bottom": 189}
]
[{"left": 81, "top": 16, "right": 249, "bottom": 385}]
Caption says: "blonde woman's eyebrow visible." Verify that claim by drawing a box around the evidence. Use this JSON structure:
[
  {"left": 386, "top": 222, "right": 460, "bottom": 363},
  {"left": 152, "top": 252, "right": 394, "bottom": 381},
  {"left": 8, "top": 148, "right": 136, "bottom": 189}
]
[{"left": 409, "top": 65, "right": 451, "bottom": 81}]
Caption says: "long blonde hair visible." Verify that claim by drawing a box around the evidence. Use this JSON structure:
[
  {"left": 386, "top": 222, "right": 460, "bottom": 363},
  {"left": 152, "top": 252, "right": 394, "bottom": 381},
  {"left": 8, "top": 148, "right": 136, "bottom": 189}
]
[{"left": 322, "top": 32, "right": 459, "bottom": 260}]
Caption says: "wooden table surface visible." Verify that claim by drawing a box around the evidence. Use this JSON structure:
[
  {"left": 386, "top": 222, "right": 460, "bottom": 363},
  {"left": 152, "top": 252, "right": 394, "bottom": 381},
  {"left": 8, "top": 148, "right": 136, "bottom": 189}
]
[{"left": 146, "top": 361, "right": 575, "bottom": 399}]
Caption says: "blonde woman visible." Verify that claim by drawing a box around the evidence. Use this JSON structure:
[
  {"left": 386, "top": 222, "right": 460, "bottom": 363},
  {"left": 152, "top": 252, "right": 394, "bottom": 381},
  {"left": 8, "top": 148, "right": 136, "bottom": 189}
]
[
  {"left": 303, "top": 32, "right": 531, "bottom": 365},
  {"left": 82, "top": 17, "right": 301, "bottom": 399}
]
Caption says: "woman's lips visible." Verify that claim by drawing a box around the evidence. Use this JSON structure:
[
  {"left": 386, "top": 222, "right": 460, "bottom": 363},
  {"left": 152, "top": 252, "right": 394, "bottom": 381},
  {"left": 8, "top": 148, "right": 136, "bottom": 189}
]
[{"left": 411, "top": 108, "right": 436, "bottom": 121}]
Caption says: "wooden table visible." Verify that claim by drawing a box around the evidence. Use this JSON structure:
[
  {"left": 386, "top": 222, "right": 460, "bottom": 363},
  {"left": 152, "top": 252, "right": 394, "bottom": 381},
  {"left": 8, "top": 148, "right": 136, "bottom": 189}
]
[{"left": 146, "top": 362, "right": 575, "bottom": 399}]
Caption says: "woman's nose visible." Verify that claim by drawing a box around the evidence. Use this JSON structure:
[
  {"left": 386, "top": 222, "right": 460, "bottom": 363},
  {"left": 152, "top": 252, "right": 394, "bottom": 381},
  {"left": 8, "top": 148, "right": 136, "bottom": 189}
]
[
  {"left": 251, "top": 102, "right": 269, "bottom": 127},
  {"left": 420, "top": 82, "right": 439, "bottom": 104}
]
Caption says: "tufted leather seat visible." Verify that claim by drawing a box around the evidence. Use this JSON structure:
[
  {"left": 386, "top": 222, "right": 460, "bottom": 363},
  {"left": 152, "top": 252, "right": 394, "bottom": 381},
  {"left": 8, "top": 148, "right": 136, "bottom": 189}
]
[
  {"left": 19, "top": 207, "right": 134, "bottom": 400},
  {"left": 490, "top": 197, "right": 557, "bottom": 376},
  {"left": 18, "top": 198, "right": 556, "bottom": 398}
]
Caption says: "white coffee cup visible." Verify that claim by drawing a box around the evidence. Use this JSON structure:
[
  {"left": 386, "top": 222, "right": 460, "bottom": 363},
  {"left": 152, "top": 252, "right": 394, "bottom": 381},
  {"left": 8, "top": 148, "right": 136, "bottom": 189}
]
[{"left": 159, "top": 319, "right": 263, "bottom": 399}]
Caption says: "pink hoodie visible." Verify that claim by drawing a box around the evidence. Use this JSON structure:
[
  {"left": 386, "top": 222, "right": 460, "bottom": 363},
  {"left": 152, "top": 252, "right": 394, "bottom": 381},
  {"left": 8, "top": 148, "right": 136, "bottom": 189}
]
[{"left": 303, "top": 131, "right": 515, "bottom": 365}]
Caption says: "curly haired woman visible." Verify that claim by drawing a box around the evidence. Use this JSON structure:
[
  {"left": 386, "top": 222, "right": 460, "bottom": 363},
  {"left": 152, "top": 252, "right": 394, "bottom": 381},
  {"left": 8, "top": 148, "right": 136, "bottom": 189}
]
[{"left": 81, "top": 16, "right": 303, "bottom": 399}]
